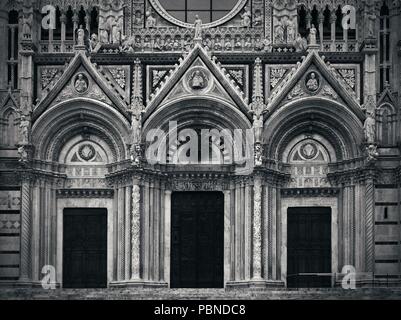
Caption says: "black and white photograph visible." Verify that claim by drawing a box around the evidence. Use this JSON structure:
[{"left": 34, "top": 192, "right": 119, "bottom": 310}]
[{"left": 0, "top": 0, "right": 401, "bottom": 314}]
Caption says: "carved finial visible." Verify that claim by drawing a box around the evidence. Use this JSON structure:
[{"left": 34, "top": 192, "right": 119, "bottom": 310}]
[
  {"left": 250, "top": 58, "right": 266, "bottom": 145},
  {"left": 131, "top": 58, "right": 144, "bottom": 116}
]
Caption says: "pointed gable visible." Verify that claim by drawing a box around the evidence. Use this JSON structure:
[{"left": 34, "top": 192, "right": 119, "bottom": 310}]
[
  {"left": 267, "top": 50, "right": 365, "bottom": 121},
  {"left": 377, "top": 83, "right": 397, "bottom": 107},
  {"left": 145, "top": 44, "right": 249, "bottom": 117},
  {"left": 0, "top": 89, "right": 19, "bottom": 115},
  {"left": 33, "top": 52, "right": 129, "bottom": 122}
]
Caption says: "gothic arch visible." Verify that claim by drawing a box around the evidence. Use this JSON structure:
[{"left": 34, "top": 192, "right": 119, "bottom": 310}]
[
  {"left": 143, "top": 97, "right": 252, "bottom": 167},
  {"left": 32, "top": 98, "right": 130, "bottom": 162},
  {"left": 143, "top": 97, "right": 252, "bottom": 134},
  {"left": 0, "top": 106, "right": 18, "bottom": 147},
  {"left": 264, "top": 98, "right": 364, "bottom": 161},
  {"left": 376, "top": 102, "right": 397, "bottom": 146}
]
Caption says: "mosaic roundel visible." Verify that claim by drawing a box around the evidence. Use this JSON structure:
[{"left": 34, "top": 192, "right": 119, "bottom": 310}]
[
  {"left": 300, "top": 142, "right": 318, "bottom": 160},
  {"left": 78, "top": 144, "right": 96, "bottom": 161}
]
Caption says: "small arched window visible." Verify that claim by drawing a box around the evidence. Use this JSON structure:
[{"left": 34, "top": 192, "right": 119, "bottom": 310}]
[
  {"left": 379, "top": 2, "right": 390, "bottom": 92},
  {"left": 7, "top": 10, "right": 19, "bottom": 89}
]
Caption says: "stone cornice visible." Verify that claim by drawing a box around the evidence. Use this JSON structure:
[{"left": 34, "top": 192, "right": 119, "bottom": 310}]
[
  {"left": 35, "top": 51, "right": 365, "bottom": 66},
  {"left": 281, "top": 187, "right": 340, "bottom": 198},
  {"left": 327, "top": 167, "right": 379, "bottom": 186},
  {"left": 57, "top": 189, "right": 114, "bottom": 198}
]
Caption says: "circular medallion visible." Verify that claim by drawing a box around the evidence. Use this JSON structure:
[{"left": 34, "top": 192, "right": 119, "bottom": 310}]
[
  {"left": 73, "top": 73, "right": 89, "bottom": 94},
  {"left": 184, "top": 67, "right": 213, "bottom": 94},
  {"left": 78, "top": 144, "right": 96, "bottom": 161},
  {"left": 304, "top": 71, "right": 321, "bottom": 94},
  {"left": 300, "top": 142, "right": 318, "bottom": 160}
]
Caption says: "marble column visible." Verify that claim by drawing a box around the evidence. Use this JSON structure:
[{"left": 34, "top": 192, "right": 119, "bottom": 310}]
[
  {"left": 130, "top": 181, "right": 141, "bottom": 280},
  {"left": 19, "top": 175, "right": 32, "bottom": 282},
  {"left": 163, "top": 190, "right": 171, "bottom": 285},
  {"left": 116, "top": 184, "right": 125, "bottom": 281},
  {"left": 365, "top": 175, "right": 375, "bottom": 272},
  {"left": 252, "top": 176, "right": 262, "bottom": 280},
  {"left": 60, "top": 11, "right": 66, "bottom": 52}
]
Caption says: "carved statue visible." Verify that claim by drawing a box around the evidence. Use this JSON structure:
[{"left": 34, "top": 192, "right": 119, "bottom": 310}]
[
  {"left": 254, "top": 144, "right": 263, "bottom": 166},
  {"left": 364, "top": 112, "right": 376, "bottom": 144},
  {"left": 262, "top": 38, "right": 272, "bottom": 52},
  {"left": 214, "top": 37, "right": 222, "bottom": 51},
  {"left": 99, "top": 28, "right": 109, "bottom": 44},
  {"left": 244, "top": 36, "right": 252, "bottom": 50},
  {"left": 241, "top": 7, "right": 252, "bottom": 27},
  {"left": 74, "top": 74, "right": 88, "bottom": 93},
  {"left": 22, "top": 13, "right": 32, "bottom": 38},
  {"left": 19, "top": 115, "right": 30, "bottom": 145},
  {"left": 90, "top": 34, "right": 99, "bottom": 51},
  {"left": 146, "top": 9, "right": 156, "bottom": 28},
  {"left": 134, "top": 10, "right": 142, "bottom": 25},
  {"left": 287, "top": 18, "right": 296, "bottom": 43},
  {"left": 275, "top": 20, "right": 285, "bottom": 44},
  {"left": 193, "top": 15, "right": 203, "bottom": 41},
  {"left": 253, "top": 115, "right": 264, "bottom": 144},
  {"left": 366, "top": 144, "right": 379, "bottom": 163},
  {"left": 154, "top": 37, "right": 162, "bottom": 51},
  {"left": 131, "top": 113, "right": 142, "bottom": 145},
  {"left": 191, "top": 70, "right": 205, "bottom": 89},
  {"left": 309, "top": 24, "right": 317, "bottom": 45},
  {"left": 77, "top": 25, "right": 85, "bottom": 46},
  {"left": 366, "top": 12, "right": 377, "bottom": 37},
  {"left": 234, "top": 36, "right": 242, "bottom": 50},
  {"left": 130, "top": 144, "right": 142, "bottom": 166},
  {"left": 306, "top": 72, "right": 319, "bottom": 91},
  {"left": 254, "top": 10, "right": 262, "bottom": 26},
  {"left": 18, "top": 146, "right": 29, "bottom": 163},
  {"left": 293, "top": 33, "right": 307, "bottom": 52},
  {"left": 112, "top": 20, "right": 122, "bottom": 44}
]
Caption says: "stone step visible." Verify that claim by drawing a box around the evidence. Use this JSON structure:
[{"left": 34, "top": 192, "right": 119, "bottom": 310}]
[{"left": 1, "top": 288, "right": 401, "bottom": 300}]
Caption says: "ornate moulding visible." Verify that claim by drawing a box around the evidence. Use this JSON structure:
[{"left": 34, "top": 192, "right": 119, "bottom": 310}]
[{"left": 148, "top": 0, "right": 249, "bottom": 29}]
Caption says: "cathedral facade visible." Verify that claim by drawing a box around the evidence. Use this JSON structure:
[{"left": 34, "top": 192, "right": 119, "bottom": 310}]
[{"left": 0, "top": 0, "right": 400, "bottom": 290}]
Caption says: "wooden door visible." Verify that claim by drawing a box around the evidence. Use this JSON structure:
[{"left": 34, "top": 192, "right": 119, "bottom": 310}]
[
  {"left": 63, "top": 208, "right": 107, "bottom": 288},
  {"left": 171, "top": 192, "right": 224, "bottom": 288},
  {"left": 287, "top": 207, "right": 331, "bottom": 288}
]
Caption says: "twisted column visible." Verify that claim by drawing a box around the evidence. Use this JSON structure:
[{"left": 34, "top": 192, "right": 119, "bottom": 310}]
[
  {"left": 365, "top": 177, "right": 375, "bottom": 272},
  {"left": 19, "top": 175, "right": 31, "bottom": 281},
  {"left": 252, "top": 176, "right": 262, "bottom": 280},
  {"left": 131, "top": 183, "right": 141, "bottom": 280}
]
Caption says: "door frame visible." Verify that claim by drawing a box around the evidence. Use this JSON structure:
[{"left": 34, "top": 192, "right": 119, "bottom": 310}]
[
  {"left": 164, "top": 190, "right": 230, "bottom": 288},
  {"left": 281, "top": 197, "right": 338, "bottom": 287},
  {"left": 57, "top": 198, "right": 113, "bottom": 288}
]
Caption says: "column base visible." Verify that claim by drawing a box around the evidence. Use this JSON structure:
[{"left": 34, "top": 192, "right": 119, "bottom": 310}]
[
  {"left": 0, "top": 280, "right": 56, "bottom": 288},
  {"left": 109, "top": 280, "right": 168, "bottom": 288},
  {"left": 226, "top": 280, "right": 285, "bottom": 290}
]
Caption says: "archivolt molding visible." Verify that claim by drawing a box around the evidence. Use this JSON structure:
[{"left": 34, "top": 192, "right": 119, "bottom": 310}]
[
  {"left": 264, "top": 98, "right": 364, "bottom": 161},
  {"left": 143, "top": 97, "right": 252, "bottom": 135},
  {"left": 32, "top": 98, "right": 130, "bottom": 162}
]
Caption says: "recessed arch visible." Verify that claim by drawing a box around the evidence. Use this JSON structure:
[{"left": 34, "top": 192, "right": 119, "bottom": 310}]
[
  {"left": 32, "top": 98, "right": 130, "bottom": 162},
  {"left": 264, "top": 98, "right": 364, "bottom": 161},
  {"left": 143, "top": 97, "right": 252, "bottom": 168}
]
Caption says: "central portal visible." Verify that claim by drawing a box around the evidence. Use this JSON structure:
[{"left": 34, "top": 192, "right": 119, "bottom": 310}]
[{"left": 171, "top": 192, "right": 224, "bottom": 288}]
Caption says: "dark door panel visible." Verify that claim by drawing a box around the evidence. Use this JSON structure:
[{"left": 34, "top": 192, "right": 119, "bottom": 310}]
[
  {"left": 171, "top": 192, "right": 224, "bottom": 288},
  {"left": 287, "top": 207, "right": 331, "bottom": 288},
  {"left": 63, "top": 208, "right": 107, "bottom": 288}
]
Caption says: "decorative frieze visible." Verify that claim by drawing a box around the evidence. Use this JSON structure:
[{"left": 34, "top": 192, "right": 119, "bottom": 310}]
[
  {"left": 56, "top": 189, "right": 114, "bottom": 198},
  {"left": 281, "top": 187, "right": 340, "bottom": 197}
]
